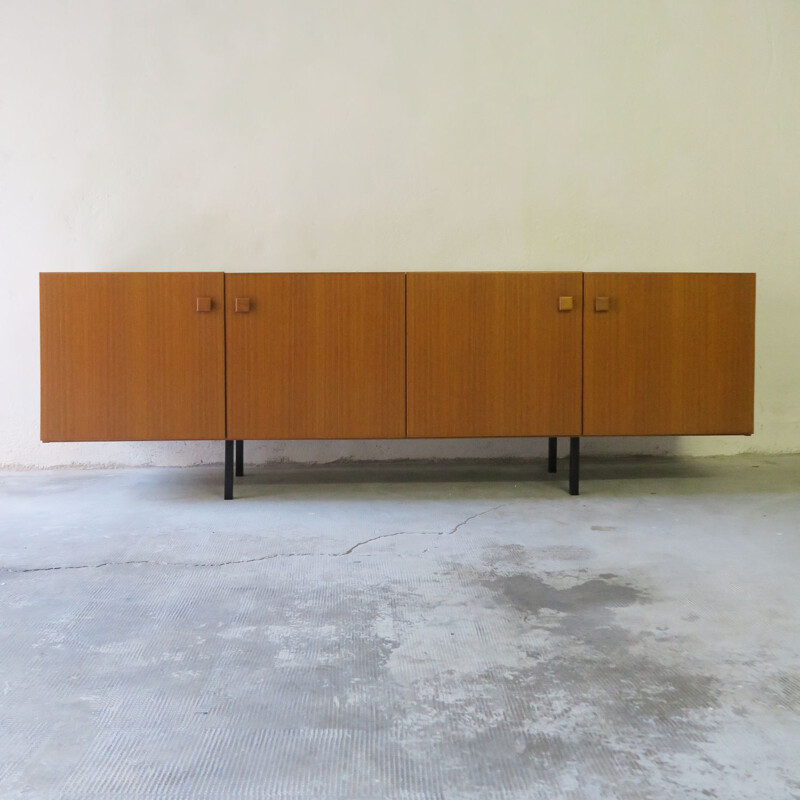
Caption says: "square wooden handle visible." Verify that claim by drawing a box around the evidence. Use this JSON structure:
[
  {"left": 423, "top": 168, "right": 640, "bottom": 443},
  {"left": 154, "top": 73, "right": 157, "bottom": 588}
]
[
  {"left": 558, "top": 296, "right": 574, "bottom": 312},
  {"left": 235, "top": 297, "right": 251, "bottom": 313},
  {"left": 595, "top": 296, "right": 610, "bottom": 312},
  {"left": 196, "top": 297, "right": 212, "bottom": 312}
]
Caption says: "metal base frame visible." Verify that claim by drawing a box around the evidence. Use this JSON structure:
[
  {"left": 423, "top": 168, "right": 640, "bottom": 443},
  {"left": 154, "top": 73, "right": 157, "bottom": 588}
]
[
  {"left": 569, "top": 436, "right": 580, "bottom": 496},
  {"left": 548, "top": 437, "right": 558, "bottom": 473},
  {"left": 224, "top": 437, "right": 580, "bottom": 499},
  {"left": 235, "top": 440, "right": 244, "bottom": 477},
  {"left": 224, "top": 440, "right": 234, "bottom": 500},
  {"left": 224, "top": 440, "right": 245, "bottom": 499}
]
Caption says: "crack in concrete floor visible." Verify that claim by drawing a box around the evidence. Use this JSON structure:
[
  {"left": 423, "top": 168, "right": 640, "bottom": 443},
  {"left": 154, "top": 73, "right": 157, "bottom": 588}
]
[
  {"left": 337, "top": 504, "right": 505, "bottom": 556},
  {"left": 0, "top": 504, "right": 507, "bottom": 574}
]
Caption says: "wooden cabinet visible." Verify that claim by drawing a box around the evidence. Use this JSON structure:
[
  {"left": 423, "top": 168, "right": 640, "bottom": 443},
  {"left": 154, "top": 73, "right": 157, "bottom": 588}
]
[
  {"left": 407, "top": 272, "right": 583, "bottom": 437},
  {"left": 225, "top": 273, "right": 406, "bottom": 440},
  {"left": 583, "top": 273, "right": 756, "bottom": 436},
  {"left": 40, "top": 273, "right": 225, "bottom": 442},
  {"left": 39, "top": 270, "right": 756, "bottom": 497}
]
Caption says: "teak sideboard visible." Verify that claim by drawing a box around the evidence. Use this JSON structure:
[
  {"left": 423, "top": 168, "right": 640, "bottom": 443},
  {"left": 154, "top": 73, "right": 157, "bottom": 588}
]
[{"left": 39, "top": 271, "right": 756, "bottom": 499}]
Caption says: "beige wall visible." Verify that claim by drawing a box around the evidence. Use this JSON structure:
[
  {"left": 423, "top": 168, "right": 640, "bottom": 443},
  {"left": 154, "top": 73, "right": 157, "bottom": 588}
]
[{"left": 1, "top": 0, "right": 798, "bottom": 467}]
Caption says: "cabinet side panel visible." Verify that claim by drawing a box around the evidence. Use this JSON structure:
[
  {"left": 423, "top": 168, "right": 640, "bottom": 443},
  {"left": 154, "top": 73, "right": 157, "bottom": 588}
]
[
  {"left": 407, "top": 272, "right": 583, "bottom": 437},
  {"left": 225, "top": 273, "right": 406, "bottom": 439},
  {"left": 583, "top": 273, "right": 755, "bottom": 436},
  {"left": 40, "top": 273, "right": 226, "bottom": 441}
]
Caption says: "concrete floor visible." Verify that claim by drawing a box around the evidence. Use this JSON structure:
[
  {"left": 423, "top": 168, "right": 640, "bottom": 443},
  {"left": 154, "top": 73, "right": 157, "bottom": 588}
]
[{"left": 1, "top": 455, "right": 799, "bottom": 800}]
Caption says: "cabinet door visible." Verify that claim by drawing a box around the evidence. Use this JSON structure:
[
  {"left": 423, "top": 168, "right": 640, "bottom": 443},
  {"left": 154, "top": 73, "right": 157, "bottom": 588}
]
[
  {"left": 40, "top": 273, "right": 225, "bottom": 441},
  {"left": 583, "top": 273, "right": 755, "bottom": 436},
  {"left": 226, "top": 273, "right": 406, "bottom": 439},
  {"left": 407, "top": 272, "right": 583, "bottom": 438}
]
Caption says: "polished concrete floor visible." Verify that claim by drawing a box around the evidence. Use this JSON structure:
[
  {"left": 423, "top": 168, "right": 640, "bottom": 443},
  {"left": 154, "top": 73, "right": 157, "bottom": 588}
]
[{"left": 1, "top": 455, "right": 799, "bottom": 800}]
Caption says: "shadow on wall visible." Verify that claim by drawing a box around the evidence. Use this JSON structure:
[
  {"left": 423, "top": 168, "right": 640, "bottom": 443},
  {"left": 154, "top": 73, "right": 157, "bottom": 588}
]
[
  {"left": 220, "top": 456, "right": 793, "bottom": 502},
  {"left": 237, "top": 436, "right": 694, "bottom": 467},
  {"left": 236, "top": 456, "right": 708, "bottom": 486},
  {"left": 581, "top": 436, "right": 685, "bottom": 457},
  {"left": 32, "top": 453, "right": 792, "bottom": 506}
]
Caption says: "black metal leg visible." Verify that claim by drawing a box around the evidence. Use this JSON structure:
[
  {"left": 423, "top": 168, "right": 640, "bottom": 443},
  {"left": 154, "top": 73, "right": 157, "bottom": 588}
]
[
  {"left": 235, "top": 440, "right": 244, "bottom": 477},
  {"left": 224, "top": 440, "right": 234, "bottom": 500},
  {"left": 548, "top": 437, "right": 558, "bottom": 473},
  {"left": 569, "top": 436, "right": 580, "bottom": 496}
]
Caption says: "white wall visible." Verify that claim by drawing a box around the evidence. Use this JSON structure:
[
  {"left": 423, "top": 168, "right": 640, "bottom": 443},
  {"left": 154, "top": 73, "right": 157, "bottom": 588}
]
[{"left": 1, "top": 0, "right": 798, "bottom": 468}]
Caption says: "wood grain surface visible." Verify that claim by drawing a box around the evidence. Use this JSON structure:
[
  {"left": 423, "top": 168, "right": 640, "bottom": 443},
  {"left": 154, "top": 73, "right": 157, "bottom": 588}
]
[
  {"left": 40, "top": 273, "right": 226, "bottom": 441},
  {"left": 406, "top": 272, "right": 584, "bottom": 437},
  {"left": 225, "top": 273, "right": 406, "bottom": 439},
  {"left": 583, "top": 273, "right": 756, "bottom": 436}
]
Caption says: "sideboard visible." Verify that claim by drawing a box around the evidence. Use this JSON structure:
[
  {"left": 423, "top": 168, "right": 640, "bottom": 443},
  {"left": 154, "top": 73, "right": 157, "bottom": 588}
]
[{"left": 40, "top": 271, "right": 756, "bottom": 498}]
